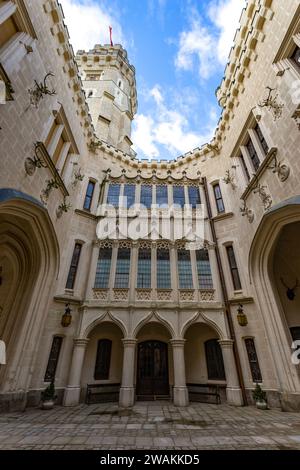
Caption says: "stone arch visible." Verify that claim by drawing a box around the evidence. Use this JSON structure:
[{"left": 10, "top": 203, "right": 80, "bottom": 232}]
[
  {"left": 0, "top": 190, "right": 59, "bottom": 409},
  {"left": 181, "top": 311, "right": 226, "bottom": 340},
  {"left": 82, "top": 311, "right": 127, "bottom": 339},
  {"left": 249, "top": 196, "right": 300, "bottom": 410},
  {"left": 133, "top": 311, "right": 175, "bottom": 339}
]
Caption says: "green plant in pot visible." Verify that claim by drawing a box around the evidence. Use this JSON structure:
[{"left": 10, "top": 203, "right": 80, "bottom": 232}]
[
  {"left": 252, "top": 383, "right": 267, "bottom": 410},
  {"left": 41, "top": 380, "right": 57, "bottom": 410}
]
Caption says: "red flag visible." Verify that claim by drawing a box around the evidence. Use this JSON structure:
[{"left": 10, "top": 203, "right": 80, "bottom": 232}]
[{"left": 109, "top": 26, "right": 113, "bottom": 46}]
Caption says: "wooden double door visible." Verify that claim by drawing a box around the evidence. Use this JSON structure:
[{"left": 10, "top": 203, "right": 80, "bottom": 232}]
[{"left": 136, "top": 341, "right": 169, "bottom": 398}]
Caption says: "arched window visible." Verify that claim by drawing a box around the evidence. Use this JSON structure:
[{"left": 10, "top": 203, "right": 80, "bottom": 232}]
[
  {"left": 205, "top": 339, "right": 226, "bottom": 380},
  {"left": 94, "top": 339, "right": 112, "bottom": 380}
]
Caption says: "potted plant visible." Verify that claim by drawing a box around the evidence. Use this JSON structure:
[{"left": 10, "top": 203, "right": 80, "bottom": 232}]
[
  {"left": 41, "top": 380, "right": 57, "bottom": 410},
  {"left": 252, "top": 383, "right": 267, "bottom": 410}
]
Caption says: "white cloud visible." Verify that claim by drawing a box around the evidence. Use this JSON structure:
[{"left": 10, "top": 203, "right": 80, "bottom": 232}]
[
  {"left": 59, "top": 0, "right": 125, "bottom": 52},
  {"left": 132, "top": 85, "right": 216, "bottom": 160},
  {"left": 175, "top": 0, "right": 246, "bottom": 79}
]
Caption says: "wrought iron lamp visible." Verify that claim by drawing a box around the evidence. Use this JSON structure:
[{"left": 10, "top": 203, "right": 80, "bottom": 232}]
[
  {"left": 61, "top": 303, "right": 72, "bottom": 327},
  {"left": 237, "top": 304, "right": 248, "bottom": 327}
]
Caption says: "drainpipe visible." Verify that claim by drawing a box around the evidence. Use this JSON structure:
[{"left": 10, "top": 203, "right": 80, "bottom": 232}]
[{"left": 202, "top": 177, "right": 248, "bottom": 405}]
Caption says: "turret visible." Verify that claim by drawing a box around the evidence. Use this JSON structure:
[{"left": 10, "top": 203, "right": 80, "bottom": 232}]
[{"left": 76, "top": 44, "right": 137, "bottom": 155}]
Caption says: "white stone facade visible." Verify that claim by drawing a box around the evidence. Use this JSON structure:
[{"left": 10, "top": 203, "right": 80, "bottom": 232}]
[{"left": 0, "top": 0, "right": 300, "bottom": 412}]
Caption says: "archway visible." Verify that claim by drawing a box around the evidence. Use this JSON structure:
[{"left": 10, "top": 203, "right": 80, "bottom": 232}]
[
  {"left": 81, "top": 322, "right": 124, "bottom": 403},
  {"left": 0, "top": 191, "right": 59, "bottom": 410},
  {"left": 135, "top": 322, "right": 172, "bottom": 400},
  {"left": 184, "top": 322, "right": 226, "bottom": 403},
  {"left": 249, "top": 197, "right": 300, "bottom": 410}
]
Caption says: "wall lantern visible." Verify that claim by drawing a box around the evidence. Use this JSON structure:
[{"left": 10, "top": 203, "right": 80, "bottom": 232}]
[
  {"left": 61, "top": 303, "right": 72, "bottom": 328},
  {"left": 237, "top": 304, "right": 248, "bottom": 327}
]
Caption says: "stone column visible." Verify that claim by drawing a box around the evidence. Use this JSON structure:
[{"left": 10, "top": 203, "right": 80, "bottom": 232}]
[
  {"left": 219, "top": 339, "right": 243, "bottom": 406},
  {"left": 119, "top": 339, "right": 137, "bottom": 408},
  {"left": 63, "top": 338, "right": 89, "bottom": 407},
  {"left": 170, "top": 339, "right": 189, "bottom": 406}
]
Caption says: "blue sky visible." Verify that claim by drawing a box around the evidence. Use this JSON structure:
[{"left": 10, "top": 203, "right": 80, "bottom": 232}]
[{"left": 60, "top": 0, "right": 246, "bottom": 160}]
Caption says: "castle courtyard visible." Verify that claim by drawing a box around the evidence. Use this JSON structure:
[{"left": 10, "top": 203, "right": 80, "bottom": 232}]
[{"left": 0, "top": 402, "right": 300, "bottom": 450}]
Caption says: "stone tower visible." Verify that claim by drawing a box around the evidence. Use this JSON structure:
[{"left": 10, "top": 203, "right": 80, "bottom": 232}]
[{"left": 76, "top": 44, "right": 138, "bottom": 155}]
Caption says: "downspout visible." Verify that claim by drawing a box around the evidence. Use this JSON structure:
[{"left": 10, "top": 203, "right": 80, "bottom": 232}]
[{"left": 202, "top": 177, "right": 248, "bottom": 405}]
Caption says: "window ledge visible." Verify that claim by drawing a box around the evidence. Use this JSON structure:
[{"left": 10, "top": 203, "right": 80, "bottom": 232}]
[
  {"left": 228, "top": 296, "right": 254, "bottom": 305},
  {"left": 212, "top": 212, "right": 234, "bottom": 222},
  {"left": 75, "top": 209, "right": 97, "bottom": 220},
  {"left": 241, "top": 147, "right": 278, "bottom": 201},
  {"left": 36, "top": 142, "right": 69, "bottom": 198},
  {"left": 54, "top": 294, "right": 82, "bottom": 304}
]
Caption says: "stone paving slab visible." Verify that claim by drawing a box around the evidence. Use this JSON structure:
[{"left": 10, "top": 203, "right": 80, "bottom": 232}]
[{"left": 0, "top": 402, "right": 300, "bottom": 450}]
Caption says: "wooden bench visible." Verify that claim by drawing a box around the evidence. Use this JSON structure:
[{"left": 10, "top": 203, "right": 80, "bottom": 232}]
[
  {"left": 85, "top": 383, "right": 120, "bottom": 405},
  {"left": 187, "top": 383, "right": 222, "bottom": 404}
]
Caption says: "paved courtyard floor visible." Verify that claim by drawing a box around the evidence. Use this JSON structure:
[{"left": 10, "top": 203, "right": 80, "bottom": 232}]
[{"left": 0, "top": 401, "right": 300, "bottom": 450}]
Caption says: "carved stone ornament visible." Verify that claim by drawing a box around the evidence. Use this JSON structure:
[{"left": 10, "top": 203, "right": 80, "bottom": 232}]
[
  {"left": 267, "top": 148, "right": 290, "bottom": 182},
  {"left": 258, "top": 87, "right": 284, "bottom": 121},
  {"left": 223, "top": 168, "right": 237, "bottom": 190},
  {"left": 252, "top": 181, "right": 272, "bottom": 211},
  {"left": 240, "top": 201, "right": 254, "bottom": 223}
]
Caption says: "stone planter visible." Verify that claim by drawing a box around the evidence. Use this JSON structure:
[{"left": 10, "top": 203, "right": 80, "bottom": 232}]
[
  {"left": 256, "top": 400, "right": 267, "bottom": 410},
  {"left": 41, "top": 399, "right": 55, "bottom": 410}
]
